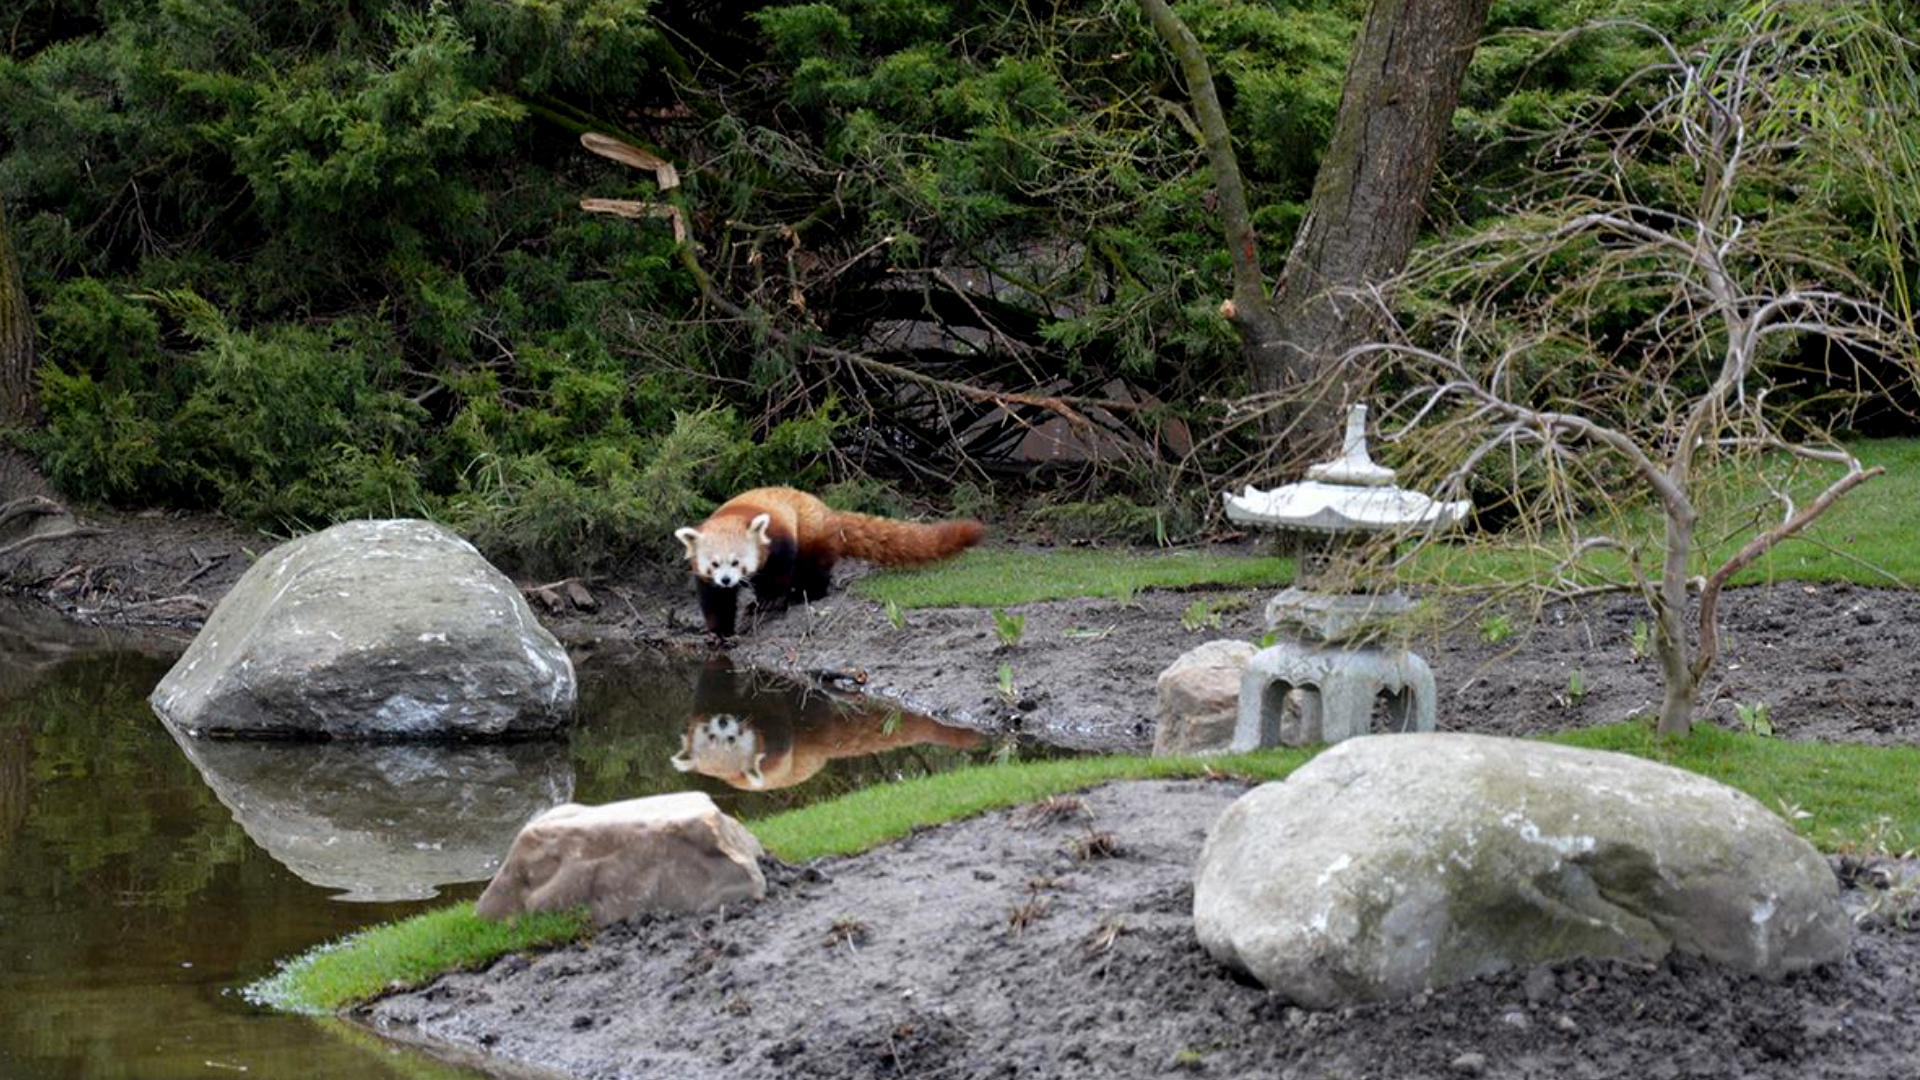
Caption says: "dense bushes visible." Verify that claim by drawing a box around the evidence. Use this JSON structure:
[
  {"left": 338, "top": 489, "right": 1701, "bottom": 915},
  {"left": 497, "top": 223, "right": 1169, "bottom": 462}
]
[{"left": 2, "top": 0, "right": 1912, "bottom": 572}]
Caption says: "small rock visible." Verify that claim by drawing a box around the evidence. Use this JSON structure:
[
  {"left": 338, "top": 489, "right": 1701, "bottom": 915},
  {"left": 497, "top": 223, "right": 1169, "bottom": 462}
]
[
  {"left": 564, "top": 581, "right": 596, "bottom": 610},
  {"left": 1153, "top": 639, "right": 1257, "bottom": 755},
  {"left": 1852, "top": 607, "right": 1876, "bottom": 626},
  {"left": 1555, "top": 1014, "right": 1579, "bottom": 1034},
  {"left": 1523, "top": 967, "right": 1556, "bottom": 1004},
  {"left": 1450, "top": 1052, "right": 1487, "bottom": 1076},
  {"left": 1500, "top": 1009, "right": 1531, "bottom": 1031},
  {"left": 477, "top": 792, "right": 765, "bottom": 926}
]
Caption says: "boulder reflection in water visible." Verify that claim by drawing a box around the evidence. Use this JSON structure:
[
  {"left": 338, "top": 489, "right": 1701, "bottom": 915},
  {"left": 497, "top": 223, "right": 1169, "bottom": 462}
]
[{"left": 166, "top": 727, "right": 572, "bottom": 901}]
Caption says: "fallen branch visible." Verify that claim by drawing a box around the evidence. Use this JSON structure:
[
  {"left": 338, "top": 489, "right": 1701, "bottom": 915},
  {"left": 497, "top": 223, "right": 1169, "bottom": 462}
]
[
  {"left": 0, "top": 495, "right": 66, "bottom": 532},
  {"left": 580, "top": 198, "right": 689, "bottom": 245},
  {"left": 581, "top": 132, "right": 681, "bottom": 189},
  {"left": 0, "top": 525, "right": 102, "bottom": 560}
]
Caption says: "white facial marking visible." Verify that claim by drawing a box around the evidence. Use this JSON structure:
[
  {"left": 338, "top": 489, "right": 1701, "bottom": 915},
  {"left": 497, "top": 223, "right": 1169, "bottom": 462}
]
[{"left": 686, "top": 527, "right": 763, "bottom": 588}]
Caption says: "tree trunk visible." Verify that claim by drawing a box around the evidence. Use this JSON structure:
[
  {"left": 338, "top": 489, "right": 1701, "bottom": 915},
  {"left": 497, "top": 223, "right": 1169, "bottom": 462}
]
[
  {"left": 1654, "top": 500, "right": 1698, "bottom": 736},
  {"left": 1142, "top": 0, "right": 1492, "bottom": 468},
  {"left": 0, "top": 199, "right": 36, "bottom": 426},
  {"left": 1256, "top": 0, "right": 1492, "bottom": 462}
]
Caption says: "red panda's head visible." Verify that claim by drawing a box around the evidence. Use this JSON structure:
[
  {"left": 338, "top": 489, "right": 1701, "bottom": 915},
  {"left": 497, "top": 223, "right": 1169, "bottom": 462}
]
[
  {"left": 670, "top": 713, "right": 774, "bottom": 789},
  {"left": 675, "top": 513, "right": 771, "bottom": 588}
]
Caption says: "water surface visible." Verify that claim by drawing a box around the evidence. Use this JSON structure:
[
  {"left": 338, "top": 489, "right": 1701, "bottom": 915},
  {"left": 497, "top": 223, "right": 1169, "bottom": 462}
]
[{"left": 0, "top": 602, "right": 1023, "bottom": 1078}]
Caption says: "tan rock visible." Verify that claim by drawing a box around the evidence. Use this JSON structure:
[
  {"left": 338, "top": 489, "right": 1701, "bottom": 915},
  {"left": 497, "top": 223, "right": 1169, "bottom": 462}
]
[
  {"left": 476, "top": 792, "right": 765, "bottom": 926},
  {"left": 1153, "top": 639, "right": 1257, "bottom": 755}
]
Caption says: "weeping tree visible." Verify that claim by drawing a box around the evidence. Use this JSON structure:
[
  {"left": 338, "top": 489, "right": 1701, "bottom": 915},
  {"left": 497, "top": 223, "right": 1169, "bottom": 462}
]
[
  {"left": 1350, "top": 9, "right": 1919, "bottom": 736},
  {"left": 1138, "top": 0, "right": 1492, "bottom": 466}
]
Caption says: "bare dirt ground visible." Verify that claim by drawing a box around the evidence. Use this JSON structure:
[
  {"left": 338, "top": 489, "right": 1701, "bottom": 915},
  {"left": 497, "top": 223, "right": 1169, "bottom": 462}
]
[
  {"left": 360, "top": 780, "right": 1920, "bottom": 1080},
  {"left": 710, "top": 573, "right": 1920, "bottom": 749},
  {"left": 7, "top": 484, "right": 1919, "bottom": 749},
  {"left": 8, "top": 494, "right": 1920, "bottom": 1080}
]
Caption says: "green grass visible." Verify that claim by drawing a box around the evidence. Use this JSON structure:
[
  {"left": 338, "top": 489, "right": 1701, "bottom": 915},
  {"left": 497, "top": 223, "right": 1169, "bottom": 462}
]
[
  {"left": 255, "top": 749, "right": 1314, "bottom": 1015},
  {"left": 248, "top": 903, "right": 590, "bottom": 1017},
  {"left": 854, "top": 547, "right": 1293, "bottom": 609},
  {"left": 1721, "top": 438, "right": 1920, "bottom": 586},
  {"left": 1405, "top": 438, "right": 1920, "bottom": 590},
  {"left": 259, "top": 721, "right": 1918, "bottom": 1017},
  {"left": 751, "top": 748, "right": 1313, "bottom": 861},
  {"left": 1549, "top": 723, "right": 1920, "bottom": 852},
  {"left": 857, "top": 439, "right": 1920, "bottom": 611}
]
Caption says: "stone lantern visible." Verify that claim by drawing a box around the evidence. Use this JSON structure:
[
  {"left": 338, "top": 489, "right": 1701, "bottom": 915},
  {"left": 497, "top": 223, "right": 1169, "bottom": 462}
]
[{"left": 1222, "top": 405, "right": 1469, "bottom": 747}]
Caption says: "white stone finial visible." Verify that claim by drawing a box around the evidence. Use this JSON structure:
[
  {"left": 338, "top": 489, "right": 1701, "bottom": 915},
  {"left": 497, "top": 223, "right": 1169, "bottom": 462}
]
[
  {"left": 1342, "top": 403, "right": 1367, "bottom": 455},
  {"left": 1306, "top": 404, "right": 1396, "bottom": 487}
]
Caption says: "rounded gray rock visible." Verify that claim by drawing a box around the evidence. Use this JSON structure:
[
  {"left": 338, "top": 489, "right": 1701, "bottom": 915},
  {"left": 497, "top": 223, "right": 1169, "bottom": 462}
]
[
  {"left": 1193, "top": 733, "right": 1849, "bottom": 1007},
  {"left": 150, "top": 519, "right": 575, "bottom": 738}
]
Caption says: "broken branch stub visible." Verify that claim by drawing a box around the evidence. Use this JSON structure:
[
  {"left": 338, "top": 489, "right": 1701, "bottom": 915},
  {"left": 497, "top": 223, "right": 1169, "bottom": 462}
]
[
  {"left": 580, "top": 132, "right": 681, "bottom": 190},
  {"left": 578, "top": 198, "right": 689, "bottom": 245}
]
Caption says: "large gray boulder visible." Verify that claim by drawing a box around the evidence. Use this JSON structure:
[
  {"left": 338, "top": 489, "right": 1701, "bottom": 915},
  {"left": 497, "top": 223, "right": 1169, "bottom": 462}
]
[
  {"left": 151, "top": 519, "right": 574, "bottom": 738},
  {"left": 1194, "top": 733, "right": 1849, "bottom": 1007}
]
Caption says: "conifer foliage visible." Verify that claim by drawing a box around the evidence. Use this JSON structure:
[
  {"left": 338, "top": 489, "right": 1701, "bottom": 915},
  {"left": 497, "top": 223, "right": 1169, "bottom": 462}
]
[{"left": 0, "top": 1, "right": 1911, "bottom": 571}]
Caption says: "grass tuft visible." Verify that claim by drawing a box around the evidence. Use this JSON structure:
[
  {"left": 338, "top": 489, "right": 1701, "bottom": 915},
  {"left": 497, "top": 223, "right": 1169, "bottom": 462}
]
[
  {"left": 749, "top": 750, "right": 1309, "bottom": 861},
  {"left": 248, "top": 902, "right": 589, "bottom": 1017}
]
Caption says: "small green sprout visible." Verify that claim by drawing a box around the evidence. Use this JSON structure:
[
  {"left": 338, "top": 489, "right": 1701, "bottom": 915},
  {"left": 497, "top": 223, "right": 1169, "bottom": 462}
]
[
  {"left": 1181, "top": 600, "right": 1222, "bottom": 633},
  {"left": 1628, "top": 618, "right": 1651, "bottom": 661},
  {"left": 991, "top": 609, "right": 1026, "bottom": 648},
  {"left": 1736, "top": 701, "right": 1775, "bottom": 738}
]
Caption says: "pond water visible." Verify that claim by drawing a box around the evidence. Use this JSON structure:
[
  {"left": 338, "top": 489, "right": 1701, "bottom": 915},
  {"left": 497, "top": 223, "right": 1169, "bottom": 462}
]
[{"left": 0, "top": 601, "right": 1032, "bottom": 1079}]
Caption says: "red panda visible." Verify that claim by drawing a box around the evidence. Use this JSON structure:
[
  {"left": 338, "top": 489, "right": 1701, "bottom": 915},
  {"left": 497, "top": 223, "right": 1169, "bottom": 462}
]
[
  {"left": 674, "top": 486, "right": 984, "bottom": 636},
  {"left": 668, "top": 657, "right": 985, "bottom": 788}
]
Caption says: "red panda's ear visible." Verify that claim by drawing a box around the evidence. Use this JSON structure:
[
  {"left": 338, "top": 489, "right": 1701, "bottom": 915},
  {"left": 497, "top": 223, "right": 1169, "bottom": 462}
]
[
  {"left": 674, "top": 527, "right": 701, "bottom": 557},
  {"left": 748, "top": 513, "right": 771, "bottom": 542},
  {"left": 670, "top": 726, "right": 695, "bottom": 771}
]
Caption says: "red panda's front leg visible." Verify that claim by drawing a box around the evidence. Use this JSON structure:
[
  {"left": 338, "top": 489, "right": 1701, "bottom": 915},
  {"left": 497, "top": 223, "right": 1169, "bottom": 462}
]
[{"left": 696, "top": 578, "right": 740, "bottom": 636}]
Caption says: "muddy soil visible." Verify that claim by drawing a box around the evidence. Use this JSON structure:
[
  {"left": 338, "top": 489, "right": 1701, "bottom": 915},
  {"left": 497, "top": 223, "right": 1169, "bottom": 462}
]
[
  {"left": 7, "top": 487, "right": 1920, "bottom": 749},
  {"left": 361, "top": 779, "right": 1920, "bottom": 1080},
  {"left": 714, "top": 575, "right": 1920, "bottom": 749}
]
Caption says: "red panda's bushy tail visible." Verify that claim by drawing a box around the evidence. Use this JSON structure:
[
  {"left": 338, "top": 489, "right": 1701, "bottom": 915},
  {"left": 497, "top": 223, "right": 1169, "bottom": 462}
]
[{"left": 826, "top": 511, "right": 985, "bottom": 566}]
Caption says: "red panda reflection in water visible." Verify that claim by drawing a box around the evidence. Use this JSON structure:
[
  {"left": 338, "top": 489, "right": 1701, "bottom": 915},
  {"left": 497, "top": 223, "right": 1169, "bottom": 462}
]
[{"left": 670, "top": 658, "right": 984, "bottom": 790}]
